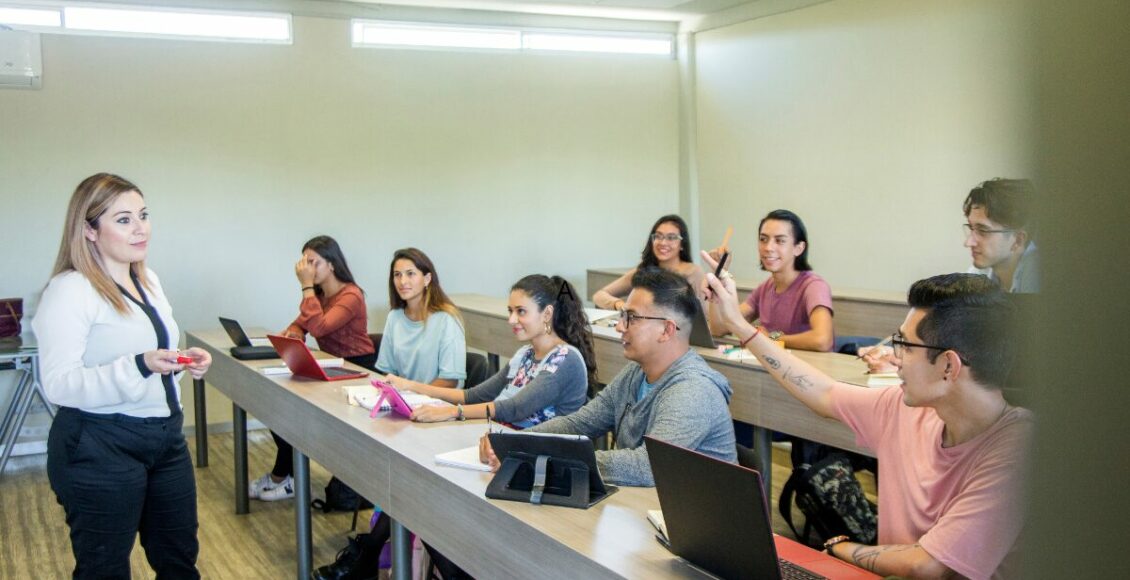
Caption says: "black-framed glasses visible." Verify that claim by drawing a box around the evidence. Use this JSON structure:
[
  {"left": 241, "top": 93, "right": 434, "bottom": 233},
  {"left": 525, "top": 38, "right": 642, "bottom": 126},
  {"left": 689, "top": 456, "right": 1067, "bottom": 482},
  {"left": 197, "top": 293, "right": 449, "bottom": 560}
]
[
  {"left": 619, "top": 309, "right": 680, "bottom": 331},
  {"left": 889, "top": 332, "right": 955, "bottom": 359},
  {"left": 962, "top": 223, "right": 1015, "bottom": 239},
  {"left": 651, "top": 233, "right": 683, "bottom": 243}
]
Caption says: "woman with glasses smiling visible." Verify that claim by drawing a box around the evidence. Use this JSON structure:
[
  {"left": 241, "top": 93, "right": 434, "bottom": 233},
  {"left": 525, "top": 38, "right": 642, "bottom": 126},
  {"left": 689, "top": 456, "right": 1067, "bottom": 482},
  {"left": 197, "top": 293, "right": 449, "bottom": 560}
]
[{"left": 592, "top": 214, "right": 705, "bottom": 313}]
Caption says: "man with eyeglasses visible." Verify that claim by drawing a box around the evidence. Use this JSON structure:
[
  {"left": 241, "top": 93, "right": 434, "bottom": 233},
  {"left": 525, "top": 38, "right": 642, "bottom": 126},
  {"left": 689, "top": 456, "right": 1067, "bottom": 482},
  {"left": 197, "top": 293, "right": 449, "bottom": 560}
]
[
  {"left": 963, "top": 178, "right": 1039, "bottom": 293},
  {"left": 703, "top": 266, "right": 1032, "bottom": 579},
  {"left": 481, "top": 266, "right": 737, "bottom": 486}
]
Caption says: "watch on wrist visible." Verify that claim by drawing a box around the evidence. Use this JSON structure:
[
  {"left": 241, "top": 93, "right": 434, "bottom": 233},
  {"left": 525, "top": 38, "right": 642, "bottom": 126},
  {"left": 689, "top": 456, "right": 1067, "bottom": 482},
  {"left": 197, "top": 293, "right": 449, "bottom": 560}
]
[{"left": 823, "top": 535, "right": 850, "bottom": 556}]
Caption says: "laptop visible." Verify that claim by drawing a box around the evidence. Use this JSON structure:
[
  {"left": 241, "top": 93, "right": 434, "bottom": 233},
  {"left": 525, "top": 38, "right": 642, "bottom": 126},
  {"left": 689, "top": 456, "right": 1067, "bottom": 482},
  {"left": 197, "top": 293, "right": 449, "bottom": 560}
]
[
  {"left": 687, "top": 302, "right": 717, "bottom": 349},
  {"left": 219, "top": 317, "right": 279, "bottom": 360},
  {"left": 266, "top": 334, "right": 369, "bottom": 381},
  {"left": 644, "top": 436, "right": 879, "bottom": 580}
]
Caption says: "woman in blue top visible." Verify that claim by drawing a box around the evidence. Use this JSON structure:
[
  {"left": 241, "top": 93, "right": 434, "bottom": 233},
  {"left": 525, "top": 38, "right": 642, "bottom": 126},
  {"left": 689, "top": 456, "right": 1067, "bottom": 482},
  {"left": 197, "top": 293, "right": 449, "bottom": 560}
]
[
  {"left": 377, "top": 247, "right": 466, "bottom": 388},
  {"left": 408, "top": 274, "right": 596, "bottom": 427}
]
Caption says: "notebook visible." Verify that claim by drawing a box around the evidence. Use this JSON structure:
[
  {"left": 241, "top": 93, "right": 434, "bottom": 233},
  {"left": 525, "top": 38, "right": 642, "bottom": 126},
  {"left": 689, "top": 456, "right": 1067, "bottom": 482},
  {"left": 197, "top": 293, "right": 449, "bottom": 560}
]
[
  {"left": 218, "top": 317, "right": 279, "bottom": 360},
  {"left": 644, "top": 436, "right": 879, "bottom": 580},
  {"left": 266, "top": 334, "right": 368, "bottom": 382}
]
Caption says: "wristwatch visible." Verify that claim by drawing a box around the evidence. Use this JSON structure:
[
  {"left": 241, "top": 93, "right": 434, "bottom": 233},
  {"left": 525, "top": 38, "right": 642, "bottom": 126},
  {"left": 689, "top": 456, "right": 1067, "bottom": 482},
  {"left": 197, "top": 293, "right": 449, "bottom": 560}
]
[{"left": 823, "top": 535, "right": 850, "bottom": 556}]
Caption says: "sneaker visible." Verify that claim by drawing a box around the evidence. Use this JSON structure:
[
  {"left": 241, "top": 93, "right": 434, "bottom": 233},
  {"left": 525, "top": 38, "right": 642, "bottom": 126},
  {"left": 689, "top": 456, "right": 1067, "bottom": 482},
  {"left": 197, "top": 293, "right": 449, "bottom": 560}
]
[
  {"left": 249, "top": 472, "right": 282, "bottom": 499},
  {"left": 258, "top": 475, "right": 295, "bottom": 501}
]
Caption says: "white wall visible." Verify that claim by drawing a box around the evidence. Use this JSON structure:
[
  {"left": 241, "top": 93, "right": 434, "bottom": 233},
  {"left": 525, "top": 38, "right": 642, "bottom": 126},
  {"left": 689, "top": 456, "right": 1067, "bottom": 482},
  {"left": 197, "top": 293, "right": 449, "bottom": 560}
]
[
  {"left": 0, "top": 14, "right": 679, "bottom": 426},
  {"left": 693, "top": 0, "right": 1034, "bottom": 292}
]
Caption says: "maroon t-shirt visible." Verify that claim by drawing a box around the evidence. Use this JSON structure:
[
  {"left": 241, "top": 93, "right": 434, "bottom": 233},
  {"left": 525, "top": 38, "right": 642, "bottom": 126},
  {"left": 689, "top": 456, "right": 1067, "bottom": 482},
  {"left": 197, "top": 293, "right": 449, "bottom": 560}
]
[{"left": 743, "top": 271, "right": 833, "bottom": 350}]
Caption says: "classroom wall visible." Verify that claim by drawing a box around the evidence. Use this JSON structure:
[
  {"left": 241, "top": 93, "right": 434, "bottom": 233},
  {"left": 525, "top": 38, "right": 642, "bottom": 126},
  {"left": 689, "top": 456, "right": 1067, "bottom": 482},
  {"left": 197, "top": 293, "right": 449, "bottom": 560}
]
[
  {"left": 692, "top": 0, "right": 1034, "bottom": 292},
  {"left": 0, "top": 14, "right": 680, "bottom": 427}
]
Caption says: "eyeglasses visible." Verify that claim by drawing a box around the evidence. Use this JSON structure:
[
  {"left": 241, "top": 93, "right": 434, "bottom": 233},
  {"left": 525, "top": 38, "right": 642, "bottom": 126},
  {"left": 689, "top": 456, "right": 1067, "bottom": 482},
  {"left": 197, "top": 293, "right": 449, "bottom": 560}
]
[
  {"left": 651, "top": 233, "right": 683, "bottom": 243},
  {"left": 962, "top": 223, "right": 1015, "bottom": 239},
  {"left": 889, "top": 332, "right": 956, "bottom": 360},
  {"left": 619, "top": 309, "right": 680, "bottom": 331}
]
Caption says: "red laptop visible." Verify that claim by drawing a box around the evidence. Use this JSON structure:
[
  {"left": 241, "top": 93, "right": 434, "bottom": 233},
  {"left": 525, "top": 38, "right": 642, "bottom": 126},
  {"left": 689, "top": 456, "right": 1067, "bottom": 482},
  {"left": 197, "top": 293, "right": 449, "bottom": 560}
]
[{"left": 266, "top": 334, "right": 369, "bottom": 382}]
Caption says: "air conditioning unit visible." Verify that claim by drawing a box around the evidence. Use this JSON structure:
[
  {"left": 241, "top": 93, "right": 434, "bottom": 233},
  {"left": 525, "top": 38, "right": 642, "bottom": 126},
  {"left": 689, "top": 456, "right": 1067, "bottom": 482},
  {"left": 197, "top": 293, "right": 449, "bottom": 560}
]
[{"left": 0, "top": 29, "right": 42, "bottom": 89}]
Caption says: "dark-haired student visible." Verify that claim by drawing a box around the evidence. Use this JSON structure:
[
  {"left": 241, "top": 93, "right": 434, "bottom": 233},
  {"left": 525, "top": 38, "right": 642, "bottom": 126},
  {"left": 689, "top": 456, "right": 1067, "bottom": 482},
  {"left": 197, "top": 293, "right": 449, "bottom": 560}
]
[
  {"left": 707, "top": 209, "right": 833, "bottom": 351},
  {"left": 704, "top": 259, "right": 1032, "bottom": 580},
  {"left": 251, "top": 236, "right": 376, "bottom": 502},
  {"left": 592, "top": 214, "right": 705, "bottom": 313},
  {"left": 963, "top": 178, "right": 1039, "bottom": 294},
  {"left": 483, "top": 267, "right": 737, "bottom": 487}
]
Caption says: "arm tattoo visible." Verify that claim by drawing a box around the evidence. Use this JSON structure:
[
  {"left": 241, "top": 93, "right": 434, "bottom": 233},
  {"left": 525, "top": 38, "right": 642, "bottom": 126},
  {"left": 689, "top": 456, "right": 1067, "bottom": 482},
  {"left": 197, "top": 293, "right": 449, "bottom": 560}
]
[
  {"left": 850, "top": 544, "right": 920, "bottom": 573},
  {"left": 782, "top": 367, "right": 814, "bottom": 391},
  {"left": 763, "top": 355, "right": 781, "bottom": 370}
]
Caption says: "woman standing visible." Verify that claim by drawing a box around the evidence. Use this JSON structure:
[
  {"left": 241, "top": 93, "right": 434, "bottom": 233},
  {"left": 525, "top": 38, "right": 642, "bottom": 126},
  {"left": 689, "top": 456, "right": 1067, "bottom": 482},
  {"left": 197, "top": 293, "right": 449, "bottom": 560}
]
[
  {"left": 251, "top": 235, "right": 376, "bottom": 502},
  {"left": 34, "top": 173, "right": 213, "bottom": 578}
]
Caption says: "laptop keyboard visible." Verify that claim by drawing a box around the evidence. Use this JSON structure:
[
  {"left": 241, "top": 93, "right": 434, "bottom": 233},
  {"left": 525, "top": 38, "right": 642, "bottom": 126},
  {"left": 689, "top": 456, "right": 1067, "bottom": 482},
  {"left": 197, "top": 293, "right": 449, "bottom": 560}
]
[
  {"left": 779, "top": 559, "right": 827, "bottom": 580},
  {"left": 324, "top": 367, "right": 359, "bottom": 377}
]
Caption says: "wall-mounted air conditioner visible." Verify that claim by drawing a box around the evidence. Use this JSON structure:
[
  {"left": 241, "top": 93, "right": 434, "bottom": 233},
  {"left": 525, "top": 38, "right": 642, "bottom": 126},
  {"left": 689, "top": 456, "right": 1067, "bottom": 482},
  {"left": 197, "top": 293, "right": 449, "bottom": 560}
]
[{"left": 0, "top": 30, "right": 42, "bottom": 89}]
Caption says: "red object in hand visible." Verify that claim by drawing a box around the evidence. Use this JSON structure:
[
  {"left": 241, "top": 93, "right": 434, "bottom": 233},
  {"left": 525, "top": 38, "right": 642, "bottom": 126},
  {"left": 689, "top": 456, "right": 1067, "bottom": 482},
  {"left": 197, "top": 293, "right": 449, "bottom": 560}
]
[{"left": 176, "top": 355, "right": 194, "bottom": 364}]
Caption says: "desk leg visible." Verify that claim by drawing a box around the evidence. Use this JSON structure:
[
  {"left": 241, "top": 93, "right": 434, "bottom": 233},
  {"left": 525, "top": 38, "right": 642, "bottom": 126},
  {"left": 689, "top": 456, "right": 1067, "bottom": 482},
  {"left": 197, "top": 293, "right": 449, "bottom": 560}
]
[
  {"left": 233, "top": 403, "right": 249, "bottom": 515},
  {"left": 0, "top": 372, "right": 36, "bottom": 478},
  {"left": 752, "top": 426, "right": 773, "bottom": 493},
  {"left": 294, "top": 448, "right": 312, "bottom": 580},
  {"left": 193, "top": 377, "right": 208, "bottom": 467},
  {"left": 0, "top": 372, "right": 32, "bottom": 453},
  {"left": 487, "top": 353, "right": 500, "bottom": 375},
  {"left": 390, "top": 518, "right": 411, "bottom": 580}
]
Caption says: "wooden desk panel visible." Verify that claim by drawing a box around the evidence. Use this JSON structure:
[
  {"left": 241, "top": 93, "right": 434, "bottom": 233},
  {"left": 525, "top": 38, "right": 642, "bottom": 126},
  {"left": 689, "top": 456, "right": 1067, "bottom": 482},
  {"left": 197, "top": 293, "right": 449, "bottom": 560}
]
[{"left": 588, "top": 267, "right": 906, "bottom": 339}]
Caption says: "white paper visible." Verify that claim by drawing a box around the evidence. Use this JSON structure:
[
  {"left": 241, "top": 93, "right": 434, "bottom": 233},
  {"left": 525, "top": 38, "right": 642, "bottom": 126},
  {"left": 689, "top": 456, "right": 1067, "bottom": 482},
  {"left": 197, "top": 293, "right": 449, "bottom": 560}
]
[{"left": 435, "top": 445, "right": 492, "bottom": 472}]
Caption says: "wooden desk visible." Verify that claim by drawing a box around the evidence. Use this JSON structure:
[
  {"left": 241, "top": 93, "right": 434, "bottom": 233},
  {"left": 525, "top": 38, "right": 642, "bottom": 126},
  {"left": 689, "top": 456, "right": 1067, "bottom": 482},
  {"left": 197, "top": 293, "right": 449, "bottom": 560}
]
[
  {"left": 587, "top": 267, "right": 907, "bottom": 339},
  {"left": 454, "top": 293, "right": 875, "bottom": 492},
  {"left": 185, "top": 329, "right": 718, "bottom": 579}
]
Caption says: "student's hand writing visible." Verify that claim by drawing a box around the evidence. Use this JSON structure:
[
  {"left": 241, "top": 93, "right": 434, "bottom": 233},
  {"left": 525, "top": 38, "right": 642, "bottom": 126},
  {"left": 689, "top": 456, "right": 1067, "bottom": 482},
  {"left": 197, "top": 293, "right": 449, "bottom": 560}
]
[
  {"left": 410, "top": 404, "right": 457, "bottom": 423},
  {"left": 295, "top": 257, "right": 316, "bottom": 288},
  {"left": 479, "top": 434, "right": 500, "bottom": 472},
  {"left": 859, "top": 345, "right": 897, "bottom": 373}
]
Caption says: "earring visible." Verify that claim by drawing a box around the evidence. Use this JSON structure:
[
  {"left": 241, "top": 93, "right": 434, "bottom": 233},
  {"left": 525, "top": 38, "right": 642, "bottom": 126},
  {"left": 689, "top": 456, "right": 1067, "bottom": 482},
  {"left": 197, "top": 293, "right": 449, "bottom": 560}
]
[{"left": 544, "top": 321, "right": 552, "bottom": 335}]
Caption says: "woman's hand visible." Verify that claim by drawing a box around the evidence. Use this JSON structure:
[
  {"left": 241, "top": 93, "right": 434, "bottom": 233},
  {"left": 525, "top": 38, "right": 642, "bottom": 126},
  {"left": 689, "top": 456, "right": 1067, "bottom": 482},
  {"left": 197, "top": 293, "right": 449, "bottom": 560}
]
[
  {"left": 180, "top": 347, "right": 213, "bottom": 379},
  {"left": 295, "top": 257, "right": 316, "bottom": 288},
  {"left": 282, "top": 328, "right": 304, "bottom": 340},
  {"left": 410, "top": 404, "right": 457, "bottom": 423},
  {"left": 700, "top": 250, "right": 746, "bottom": 333},
  {"left": 143, "top": 349, "right": 186, "bottom": 375},
  {"left": 383, "top": 373, "right": 409, "bottom": 390},
  {"left": 478, "top": 434, "right": 500, "bottom": 472}
]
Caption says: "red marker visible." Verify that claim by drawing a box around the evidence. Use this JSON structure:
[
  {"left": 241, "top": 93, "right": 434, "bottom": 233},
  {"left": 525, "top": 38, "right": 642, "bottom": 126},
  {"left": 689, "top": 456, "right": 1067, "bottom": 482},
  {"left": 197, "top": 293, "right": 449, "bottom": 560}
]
[{"left": 176, "top": 355, "right": 194, "bottom": 364}]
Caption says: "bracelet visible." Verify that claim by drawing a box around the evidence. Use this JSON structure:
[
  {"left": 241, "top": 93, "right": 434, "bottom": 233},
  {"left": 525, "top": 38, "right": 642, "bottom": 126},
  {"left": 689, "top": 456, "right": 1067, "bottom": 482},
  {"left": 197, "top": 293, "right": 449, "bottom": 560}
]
[
  {"left": 739, "top": 327, "right": 760, "bottom": 348},
  {"left": 456, "top": 404, "right": 465, "bottom": 421},
  {"left": 301, "top": 286, "right": 315, "bottom": 292}
]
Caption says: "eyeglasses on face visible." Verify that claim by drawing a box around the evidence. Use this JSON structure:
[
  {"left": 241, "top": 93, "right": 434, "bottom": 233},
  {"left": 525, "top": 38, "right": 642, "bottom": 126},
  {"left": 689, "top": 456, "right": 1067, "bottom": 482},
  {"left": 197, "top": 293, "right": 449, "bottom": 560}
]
[
  {"left": 619, "top": 309, "right": 680, "bottom": 331},
  {"left": 889, "top": 331, "right": 955, "bottom": 359},
  {"left": 651, "top": 233, "right": 683, "bottom": 243},
  {"left": 962, "top": 223, "right": 1015, "bottom": 239}
]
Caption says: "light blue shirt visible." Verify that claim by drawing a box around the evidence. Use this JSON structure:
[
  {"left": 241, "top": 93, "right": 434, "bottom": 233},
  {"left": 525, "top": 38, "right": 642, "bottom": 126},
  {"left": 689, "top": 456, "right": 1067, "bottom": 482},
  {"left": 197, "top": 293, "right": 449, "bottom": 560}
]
[{"left": 375, "top": 309, "right": 467, "bottom": 385}]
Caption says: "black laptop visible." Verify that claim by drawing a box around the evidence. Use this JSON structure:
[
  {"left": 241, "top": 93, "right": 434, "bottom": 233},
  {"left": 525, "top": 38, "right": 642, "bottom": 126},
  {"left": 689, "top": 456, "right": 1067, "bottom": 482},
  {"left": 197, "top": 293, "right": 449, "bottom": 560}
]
[
  {"left": 219, "top": 317, "right": 279, "bottom": 360},
  {"left": 644, "top": 436, "right": 878, "bottom": 580}
]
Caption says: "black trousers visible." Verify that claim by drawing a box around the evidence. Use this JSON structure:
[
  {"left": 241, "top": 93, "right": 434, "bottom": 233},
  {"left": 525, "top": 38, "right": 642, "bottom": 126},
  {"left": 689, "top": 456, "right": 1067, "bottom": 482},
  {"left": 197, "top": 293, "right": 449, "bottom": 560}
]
[{"left": 48, "top": 407, "right": 200, "bottom": 580}]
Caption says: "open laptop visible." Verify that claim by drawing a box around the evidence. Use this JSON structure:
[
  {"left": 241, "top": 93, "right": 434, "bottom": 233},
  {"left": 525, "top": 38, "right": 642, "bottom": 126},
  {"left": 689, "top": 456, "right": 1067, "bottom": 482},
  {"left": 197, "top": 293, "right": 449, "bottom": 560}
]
[
  {"left": 219, "top": 317, "right": 279, "bottom": 360},
  {"left": 645, "top": 436, "right": 879, "bottom": 580},
  {"left": 687, "top": 302, "right": 716, "bottom": 349},
  {"left": 266, "top": 334, "right": 369, "bottom": 381}
]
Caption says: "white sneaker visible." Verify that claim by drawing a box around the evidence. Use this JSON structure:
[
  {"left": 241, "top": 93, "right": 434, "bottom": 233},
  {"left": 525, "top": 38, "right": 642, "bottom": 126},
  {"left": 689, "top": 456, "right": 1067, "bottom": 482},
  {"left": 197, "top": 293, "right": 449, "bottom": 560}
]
[
  {"left": 258, "top": 476, "right": 295, "bottom": 501},
  {"left": 249, "top": 472, "right": 282, "bottom": 499}
]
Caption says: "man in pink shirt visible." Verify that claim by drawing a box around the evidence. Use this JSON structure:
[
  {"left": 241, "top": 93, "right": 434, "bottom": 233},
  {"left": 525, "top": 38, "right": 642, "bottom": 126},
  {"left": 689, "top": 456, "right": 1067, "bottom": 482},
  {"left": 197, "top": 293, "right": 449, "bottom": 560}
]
[{"left": 703, "top": 263, "right": 1032, "bottom": 580}]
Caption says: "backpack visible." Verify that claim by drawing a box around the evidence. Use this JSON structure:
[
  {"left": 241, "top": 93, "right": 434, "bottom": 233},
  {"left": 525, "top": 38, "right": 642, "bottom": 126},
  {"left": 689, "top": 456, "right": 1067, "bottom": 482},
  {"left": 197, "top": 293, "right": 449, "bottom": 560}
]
[
  {"left": 311, "top": 476, "right": 374, "bottom": 513},
  {"left": 778, "top": 452, "right": 878, "bottom": 548}
]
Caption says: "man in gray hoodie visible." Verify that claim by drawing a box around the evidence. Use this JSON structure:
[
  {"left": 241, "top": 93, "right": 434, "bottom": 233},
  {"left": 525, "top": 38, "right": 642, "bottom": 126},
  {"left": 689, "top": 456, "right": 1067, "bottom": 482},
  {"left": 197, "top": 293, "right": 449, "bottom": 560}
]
[{"left": 485, "top": 266, "right": 737, "bottom": 487}]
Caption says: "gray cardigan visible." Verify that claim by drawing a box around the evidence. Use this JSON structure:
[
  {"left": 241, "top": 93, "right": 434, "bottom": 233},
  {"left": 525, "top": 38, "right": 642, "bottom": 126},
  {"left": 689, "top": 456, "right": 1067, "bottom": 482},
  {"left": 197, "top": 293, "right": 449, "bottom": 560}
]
[{"left": 528, "top": 348, "right": 736, "bottom": 486}]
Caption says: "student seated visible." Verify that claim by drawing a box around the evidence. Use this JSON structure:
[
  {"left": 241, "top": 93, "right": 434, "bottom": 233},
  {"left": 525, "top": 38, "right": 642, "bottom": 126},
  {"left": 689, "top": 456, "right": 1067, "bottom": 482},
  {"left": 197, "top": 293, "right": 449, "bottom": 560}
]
[
  {"left": 592, "top": 214, "right": 705, "bottom": 313},
  {"left": 406, "top": 274, "right": 595, "bottom": 426},
  {"left": 964, "top": 178, "right": 1039, "bottom": 293},
  {"left": 252, "top": 235, "right": 376, "bottom": 502},
  {"left": 706, "top": 209, "right": 833, "bottom": 352},
  {"left": 311, "top": 247, "right": 465, "bottom": 580},
  {"left": 704, "top": 261, "right": 1032, "bottom": 580},
  {"left": 484, "top": 267, "right": 737, "bottom": 487}
]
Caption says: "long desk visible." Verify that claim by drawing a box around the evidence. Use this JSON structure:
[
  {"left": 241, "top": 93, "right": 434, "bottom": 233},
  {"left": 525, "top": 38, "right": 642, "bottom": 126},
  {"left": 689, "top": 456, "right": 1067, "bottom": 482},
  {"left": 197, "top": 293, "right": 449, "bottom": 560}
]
[
  {"left": 454, "top": 293, "right": 876, "bottom": 491},
  {"left": 185, "top": 329, "right": 723, "bottom": 580},
  {"left": 588, "top": 267, "right": 907, "bottom": 340}
]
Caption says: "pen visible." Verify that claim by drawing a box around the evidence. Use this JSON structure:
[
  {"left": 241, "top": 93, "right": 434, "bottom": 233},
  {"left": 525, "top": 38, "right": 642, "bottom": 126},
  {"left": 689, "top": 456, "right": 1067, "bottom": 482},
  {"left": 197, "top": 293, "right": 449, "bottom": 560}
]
[
  {"left": 486, "top": 405, "right": 492, "bottom": 434},
  {"left": 856, "top": 335, "right": 893, "bottom": 359}
]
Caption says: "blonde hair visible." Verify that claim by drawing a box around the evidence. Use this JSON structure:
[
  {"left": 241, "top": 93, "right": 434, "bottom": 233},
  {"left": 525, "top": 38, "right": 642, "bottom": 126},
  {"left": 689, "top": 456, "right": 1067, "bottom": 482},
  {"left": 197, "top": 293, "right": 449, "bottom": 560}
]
[{"left": 52, "top": 173, "right": 151, "bottom": 315}]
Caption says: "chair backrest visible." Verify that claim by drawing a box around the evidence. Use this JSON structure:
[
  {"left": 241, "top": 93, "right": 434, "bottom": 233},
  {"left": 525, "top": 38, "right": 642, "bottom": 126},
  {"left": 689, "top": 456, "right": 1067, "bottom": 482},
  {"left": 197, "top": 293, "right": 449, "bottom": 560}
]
[
  {"left": 833, "top": 335, "right": 881, "bottom": 356},
  {"left": 465, "top": 352, "right": 490, "bottom": 389}
]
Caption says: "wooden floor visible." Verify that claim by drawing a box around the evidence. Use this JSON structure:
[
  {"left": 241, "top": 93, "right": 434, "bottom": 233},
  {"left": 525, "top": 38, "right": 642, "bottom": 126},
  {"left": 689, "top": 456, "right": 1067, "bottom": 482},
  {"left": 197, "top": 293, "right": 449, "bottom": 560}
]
[{"left": 0, "top": 429, "right": 875, "bottom": 578}]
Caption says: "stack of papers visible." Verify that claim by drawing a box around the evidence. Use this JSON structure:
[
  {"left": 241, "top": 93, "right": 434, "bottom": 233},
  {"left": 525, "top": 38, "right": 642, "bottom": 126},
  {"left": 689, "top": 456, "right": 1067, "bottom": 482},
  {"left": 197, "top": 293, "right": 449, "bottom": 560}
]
[
  {"left": 342, "top": 385, "right": 448, "bottom": 413},
  {"left": 434, "top": 446, "right": 492, "bottom": 472},
  {"left": 866, "top": 372, "right": 902, "bottom": 387}
]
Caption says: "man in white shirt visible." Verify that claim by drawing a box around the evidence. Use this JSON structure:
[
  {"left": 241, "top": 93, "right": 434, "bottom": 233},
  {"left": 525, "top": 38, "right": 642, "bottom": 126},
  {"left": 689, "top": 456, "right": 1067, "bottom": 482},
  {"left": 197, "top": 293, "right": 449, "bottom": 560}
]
[{"left": 963, "top": 178, "right": 1039, "bottom": 293}]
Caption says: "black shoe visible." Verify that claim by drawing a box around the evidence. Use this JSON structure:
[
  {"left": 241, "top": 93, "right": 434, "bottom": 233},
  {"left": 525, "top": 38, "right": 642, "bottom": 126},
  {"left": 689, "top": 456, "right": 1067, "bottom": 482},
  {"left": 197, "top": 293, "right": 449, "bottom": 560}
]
[{"left": 311, "top": 536, "right": 378, "bottom": 580}]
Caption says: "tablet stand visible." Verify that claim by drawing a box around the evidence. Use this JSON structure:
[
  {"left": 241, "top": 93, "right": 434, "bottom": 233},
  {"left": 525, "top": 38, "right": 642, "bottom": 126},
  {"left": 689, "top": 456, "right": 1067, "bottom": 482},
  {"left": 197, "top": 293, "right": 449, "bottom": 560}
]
[{"left": 486, "top": 453, "right": 593, "bottom": 509}]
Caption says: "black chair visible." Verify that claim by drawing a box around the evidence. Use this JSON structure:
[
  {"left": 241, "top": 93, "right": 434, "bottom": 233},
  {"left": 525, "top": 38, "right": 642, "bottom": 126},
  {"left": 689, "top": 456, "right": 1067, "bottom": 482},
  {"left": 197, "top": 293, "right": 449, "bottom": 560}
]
[
  {"left": 833, "top": 335, "right": 881, "bottom": 356},
  {"left": 464, "top": 352, "right": 489, "bottom": 389}
]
